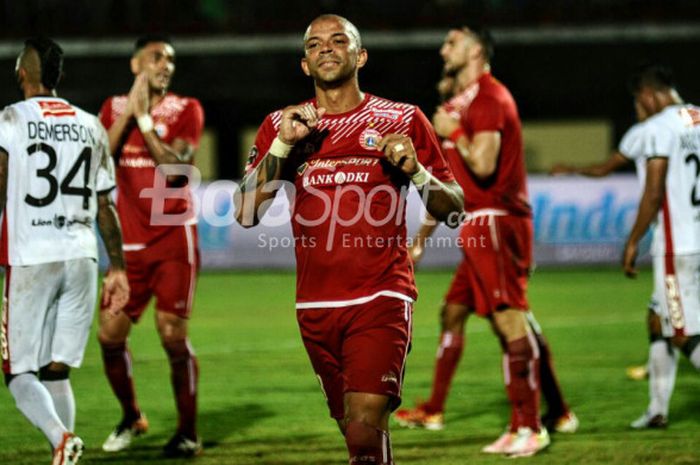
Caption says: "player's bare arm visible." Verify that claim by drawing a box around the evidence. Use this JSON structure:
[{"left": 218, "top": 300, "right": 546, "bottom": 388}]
[
  {"left": 409, "top": 215, "right": 439, "bottom": 264},
  {"left": 550, "top": 151, "right": 630, "bottom": 177},
  {"left": 433, "top": 107, "right": 500, "bottom": 178},
  {"left": 623, "top": 157, "right": 668, "bottom": 278},
  {"left": 235, "top": 104, "right": 325, "bottom": 227},
  {"left": 378, "top": 133, "right": 464, "bottom": 223},
  {"left": 96, "top": 192, "right": 129, "bottom": 312}
]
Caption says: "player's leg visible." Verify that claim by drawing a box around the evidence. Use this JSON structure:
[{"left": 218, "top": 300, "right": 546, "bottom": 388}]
[
  {"left": 396, "top": 242, "right": 474, "bottom": 429},
  {"left": 98, "top": 257, "right": 150, "bottom": 452},
  {"left": 527, "top": 313, "right": 578, "bottom": 433},
  {"left": 2, "top": 263, "right": 80, "bottom": 459},
  {"left": 342, "top": 297, "right": 411, "bottom": 465},
  {"left": 673, "top": 253, "right": 700, "bottom": 370},
  {"left": 153, "top": 251, "right": 200, "bottom": 457}
]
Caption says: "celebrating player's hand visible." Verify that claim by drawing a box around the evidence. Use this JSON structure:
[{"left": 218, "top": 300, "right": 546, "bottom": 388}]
[
  {"left": 432, "top": 107, "right": 460, "bottom": 138},
  {"left": 278, "top": 104, "right": 326, "bottom": 145},
  {"left": 102, "top": 269, "right": 130, "bottom": 315},
  {"left": 128, "top": 73, "right": 150, "bottom": 117},
  {"left": 622, "top": 240, "right": 639, "bottom": 278},
  {"left": 379, "top": 134, "right": 419, "bottom": 176}
]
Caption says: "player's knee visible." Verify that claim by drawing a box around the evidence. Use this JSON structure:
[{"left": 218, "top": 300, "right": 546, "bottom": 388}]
[
  {"left": 156, "top": 313, "right": 188, "bottom": 341},
  {"left": 441, "top": 304, "right": 467, "bottom": 332},
  {"left": 39, "top": 363, "right": 70, "bottom": 381},
  {"left": 647, "top": 311, "right": 662, "bottom": 339}
]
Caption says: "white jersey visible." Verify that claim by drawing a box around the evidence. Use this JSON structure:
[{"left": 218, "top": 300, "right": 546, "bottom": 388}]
[
  {"left": 619, "top": 121, "right": 648, "bottom": 187},
  {"left": 0, "top": 97, "right": 115, "bottom": 266},
  {"left": 643, "top": 104, "right": 700, "bottom": 256}
]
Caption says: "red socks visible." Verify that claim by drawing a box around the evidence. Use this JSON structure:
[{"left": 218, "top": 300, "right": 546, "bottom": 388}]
[
  {"left": 425, "top": 332, "right": 464, "bottom": 413},
  {"left": 504, "top": 335, "right": 540, "bottom": 432},
  {"left": 345, "top": 421, "right": 392, "bottom": 465},
  {"left": 163, "top": 339, "right": 199, "bottom": 440},
  {"left": 100, "top": 342, "right": 141, "bottom": 423},
  {"left": 534, "top": 332, "right": 569, "bottom": 418}
]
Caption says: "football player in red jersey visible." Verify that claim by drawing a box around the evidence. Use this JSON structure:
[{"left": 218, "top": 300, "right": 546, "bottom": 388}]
[
  {"left": 96, "top": 35, "right": 204, "bottom": 458},
  {"left": 236, "top": 15, "right": 463, "bottom": 465},
  {"left": 395, "top": 27, "right": 577, "bottom": 457}
]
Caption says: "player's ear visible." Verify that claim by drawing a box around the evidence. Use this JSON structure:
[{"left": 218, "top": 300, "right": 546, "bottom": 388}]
[
  {"left": 301, "top": 57, "right": 311, "bottom": 77},
  {"left": 356, "top": 48, "right": 368, "bottom": 70},
  {"left": 130, "top": 55, "right": 140, "bottom": 75},
  {"left": 470, "top": 42, "right": 483, "bottom": 62}
]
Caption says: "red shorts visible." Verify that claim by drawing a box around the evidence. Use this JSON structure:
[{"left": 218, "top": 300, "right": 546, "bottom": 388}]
[
  {"left": 106, "top": 224, "right": 199, "bottom": 322},
  {"left": 444, "top": 215, "right": 531, "bottom": 316},
  {"left": 297, "top": 295, "right": 413, "bottom": 420}
]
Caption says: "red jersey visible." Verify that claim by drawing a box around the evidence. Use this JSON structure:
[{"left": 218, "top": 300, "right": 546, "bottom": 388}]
[
  {"left": 99, "top": 93, "right": 204, "bottom": 246},
  {"left": 442, "top": 73, "right": 530, "bottom": 217},
  {"left": 248, "top": 94, "right": 454, "bottom": 308}
]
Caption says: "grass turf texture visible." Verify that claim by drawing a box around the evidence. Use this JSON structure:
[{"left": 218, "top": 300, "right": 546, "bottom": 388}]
[{"left": 1, "top": 268, "right": 699, "bottom": 464}]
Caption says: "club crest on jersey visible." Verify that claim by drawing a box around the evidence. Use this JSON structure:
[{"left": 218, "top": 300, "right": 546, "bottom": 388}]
[
  {"left": 359, "top": 127, "right": 382, "bottom": 150},
  {"left": 155, "top": 122, "right": 168, "bottom": 139}
]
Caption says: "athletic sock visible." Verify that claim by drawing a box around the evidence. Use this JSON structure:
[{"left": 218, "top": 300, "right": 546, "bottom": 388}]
[
  {"left": 533, "top": 332, "right": 569, "bottom": 418},
  {"left": 8, "top": 373, "right": 66, "bottom": 448},
  {"left": 164, "top": 338, "right": 199, "bottom": 439},
  {"left": 100, "top": 341, "right": 141, "bottom": 424},
  {"left": 345, "top": 421, "right": 392, "bottom": 465},
  {"left": 425, "top": 331, "right": 464, "bottom": 413},
  {"left": 648, "top": 339, "right": 678, "bottom": 416},
  {"left": 504, "top": 335, "right": 541, "bottom": 432},
  {"left": 41, "top": 379, "right": 75, "bottom": 431}
]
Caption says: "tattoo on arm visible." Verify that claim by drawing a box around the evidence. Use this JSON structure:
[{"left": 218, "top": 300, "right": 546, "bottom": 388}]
[
  {"left": 241, "top": 152, "right": 282, "bottom": 193},
  {"left": 96, "top": 193, "right": 126, "bottom": 270}
]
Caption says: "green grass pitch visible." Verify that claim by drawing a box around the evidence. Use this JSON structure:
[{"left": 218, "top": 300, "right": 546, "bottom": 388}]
[{"left": 1, "top": 268, "right": 699, "bottom": 464}]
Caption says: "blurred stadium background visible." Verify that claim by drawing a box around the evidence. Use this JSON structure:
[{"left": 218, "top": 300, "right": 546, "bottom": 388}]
[{"left": 1, "top": 1, "right": 699, "bottom": 464}]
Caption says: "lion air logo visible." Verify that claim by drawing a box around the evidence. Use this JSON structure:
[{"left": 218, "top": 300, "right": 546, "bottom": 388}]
[{"left": 359, "top": 127, "right": 382, "bottom": 150}]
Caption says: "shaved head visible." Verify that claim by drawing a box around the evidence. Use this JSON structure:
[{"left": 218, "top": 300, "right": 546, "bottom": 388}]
[
  {"left": 16, "top": 47, "right": 42, "bottom": 87},
  {"left": 304, "top": 14, "right": 362, "bottom": 50}
]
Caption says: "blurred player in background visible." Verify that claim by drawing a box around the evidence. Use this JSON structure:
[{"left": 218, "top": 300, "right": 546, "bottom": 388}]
[
  {"left": 623, "top": 64, "right": 700, "bottom": 428},
  {"left": 0, "top": 37, "right": 128, "bottom": 465},
  {"left": 550, "top": 102, "right": 662, "bottom": 384},
  {"left": 97, "top": 35, "right": 205, "bottom": 457},
  {"left": 395, "top": 27, "right": 576, "bottom": 457},
  {"left": 236, "top": 14, "right": 463, "bottom": 465}
]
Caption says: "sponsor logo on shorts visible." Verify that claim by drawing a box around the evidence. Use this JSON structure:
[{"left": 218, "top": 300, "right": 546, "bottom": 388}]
[
  {"left": 381, "top": 372, "right": 398, "bottom": 385},
  {"left": 665, "top": 275, "right": 685, "bottom": 329}
]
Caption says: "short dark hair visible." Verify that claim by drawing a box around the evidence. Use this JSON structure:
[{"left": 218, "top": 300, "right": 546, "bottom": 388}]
[
  {"left": 134, "top": 34, "right": 173, "bottom": 54},
  {"left": 628, "top": 64, "right": 675, "bottom": 94},
  {"left": 24, "top": 37, "right": 63, "bottom": 89},
  {"left": 462, "top": 25, "right": 494, "bottom": 62}
]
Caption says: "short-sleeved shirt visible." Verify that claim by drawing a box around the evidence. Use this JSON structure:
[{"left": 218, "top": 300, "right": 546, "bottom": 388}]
[
  {"left": 441, "top": 72, "right": 530, "bottom": 217},
  {"left": 99, "top": 93, "right": 204, "bottom": 247},
  {"left": 0, "top": 97, "right": 115, "bottom": 266},
  {"left": 248, "top": 93, "right": 454, "bottom": 308},
  {"left": 642, "top": 104, "right": 700, "bottom": 256},
  {"left": 618, "top": 121, "right": 648, "bottom": 186}
]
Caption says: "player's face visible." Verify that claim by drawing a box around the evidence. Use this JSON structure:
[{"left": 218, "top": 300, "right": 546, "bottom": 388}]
[
  {"left": 301, "top": 18, "right": 366, "bottom": 87},
  {"left": 133, "top": 42, "right": 175, "bottom": 93},
  {"left": 440, "top": 30, "right": 472, "bottom": 76}
]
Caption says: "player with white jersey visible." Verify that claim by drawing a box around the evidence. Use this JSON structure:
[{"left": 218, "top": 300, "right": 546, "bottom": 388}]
[
  {"left": 624, "top": 64, "right": 700, "bottom": 429},
  {"left": 0, "top": 38, "right": 128, "bottom": 465}
]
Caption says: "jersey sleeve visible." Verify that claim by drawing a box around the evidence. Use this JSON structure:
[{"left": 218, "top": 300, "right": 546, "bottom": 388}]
[
  {"left": 174, "top": 99, "right": 205, "bottom": 149},
  {"left": 98, "top": 98, "right": 113, "bottom": 130},
  {"left": 0, "top": 107, "right": 17, "bottom": 154},
  {"left": 410, "top": 107, "right": 454, "bottom": 183},
  {"left": 95, "top": 119, "right": 116, "bottom": 194},
  {"left": 462, "top": 95, "right": 505, "bottom": 134},
  {"left": 644, "top": 121, "right": 674, "bottom": 159},
  {"left": 618, "top": 123, "right": 646, "bottom": 161},
  {"left": 244, "top": 113, "right": 278, "bottom": 175}
]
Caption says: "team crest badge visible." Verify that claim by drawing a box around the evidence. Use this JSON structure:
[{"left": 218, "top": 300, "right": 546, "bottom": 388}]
[{"left": 359, "top": 127, "right": 382, "bottom": 150}]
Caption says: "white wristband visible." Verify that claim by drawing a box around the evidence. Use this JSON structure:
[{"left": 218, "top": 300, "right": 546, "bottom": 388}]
[
  {"left": 137, "top": 114, "right": 154, "bottom": 133},
  {"left": 411, "top": 163, "right": 430, "bottom": 188},
  {"left": 269, "top": 137, "right": 294, "bottom": 159}
]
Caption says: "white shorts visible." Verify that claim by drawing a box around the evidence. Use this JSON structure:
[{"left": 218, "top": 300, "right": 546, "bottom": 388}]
[
  {"left": 653, "top": 253, "right": 700, "bottom": 338},
  {"left": 1, "top": 258, "right": 97, "bottom": 375}
]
